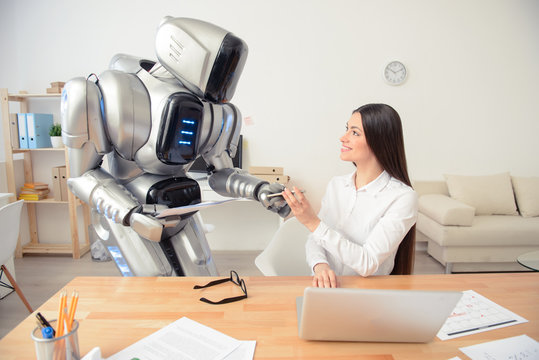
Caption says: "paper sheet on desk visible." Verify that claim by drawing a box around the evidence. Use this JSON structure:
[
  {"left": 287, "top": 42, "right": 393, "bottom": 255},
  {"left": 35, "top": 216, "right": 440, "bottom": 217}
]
[
  {"left": 155, "top": 199, "right": 238, "bottom": 218},
  {"left": 106, "top": 317, "right": 255, "bottom": 360},
  {"left": 459, "top": 335, "right": 539, "bottom": 360},
  {"left": 437, "top": 290, "right": 528, "bottom": 341}
]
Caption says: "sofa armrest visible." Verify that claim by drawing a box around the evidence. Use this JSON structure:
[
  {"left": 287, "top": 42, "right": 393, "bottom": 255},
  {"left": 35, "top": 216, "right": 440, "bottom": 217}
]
[{"left": 418, "top": 194, "right": 475, "bottom": 226}]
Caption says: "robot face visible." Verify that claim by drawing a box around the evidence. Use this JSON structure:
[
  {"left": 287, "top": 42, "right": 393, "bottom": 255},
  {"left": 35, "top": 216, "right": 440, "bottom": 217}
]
[
  {"left": 156, "top": 93, "right": 203, "bottom": 165},
  {"left": 204, "top": 33, "right": 248, "bottom": 103},
  {"left": 155, "top": 17, "right": 248, "bottom": 104}
]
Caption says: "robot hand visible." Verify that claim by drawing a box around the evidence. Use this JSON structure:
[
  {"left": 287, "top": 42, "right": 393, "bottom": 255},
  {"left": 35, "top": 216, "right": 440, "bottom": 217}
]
[
  {"left": 129, "top": 204, "right": 190, "bottom": 243},
  {"left": 257, "top": 183, "right": 291, "bottom": 218},
  {"left": 129, "top": 205, "right": 166, "bottom": 243}
]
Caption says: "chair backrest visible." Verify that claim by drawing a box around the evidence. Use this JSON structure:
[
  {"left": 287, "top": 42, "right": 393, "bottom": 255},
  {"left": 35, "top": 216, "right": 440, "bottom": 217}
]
[
  {"left": 0, "top": 200, "right": 24, "bottom": 265},
  {"left": 255, "top": 217, "right": 312, "bottom": 276}
]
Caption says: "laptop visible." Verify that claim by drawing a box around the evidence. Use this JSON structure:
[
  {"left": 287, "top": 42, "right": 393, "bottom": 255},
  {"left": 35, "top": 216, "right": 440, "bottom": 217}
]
[{"left": 296, "top": 287, "right": 462, "bottom": 343}]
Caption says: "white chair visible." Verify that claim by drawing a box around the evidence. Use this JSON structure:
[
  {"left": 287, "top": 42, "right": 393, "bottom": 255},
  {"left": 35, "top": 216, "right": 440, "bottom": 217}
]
[
  {"left": 255, "top": 217, "right": 312, "bottom": 276},
  {"left": 0, "top": 200, "right": 33, "bottom": 313}
]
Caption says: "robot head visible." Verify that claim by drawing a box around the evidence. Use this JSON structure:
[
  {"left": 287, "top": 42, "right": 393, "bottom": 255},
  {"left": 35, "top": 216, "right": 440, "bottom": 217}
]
[{"left": 155, "top": 17, "right": 248, "bottom": 104}]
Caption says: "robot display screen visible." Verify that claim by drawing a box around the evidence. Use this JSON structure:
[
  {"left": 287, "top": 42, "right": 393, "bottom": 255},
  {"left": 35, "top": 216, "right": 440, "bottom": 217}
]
[{"left": 157, "top": 93, "right": 203, "bottom": 165}]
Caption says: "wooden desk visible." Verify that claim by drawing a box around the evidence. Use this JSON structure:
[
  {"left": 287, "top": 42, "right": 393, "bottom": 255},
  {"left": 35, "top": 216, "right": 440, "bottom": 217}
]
[{"left": 0, "top": 273, "right": 537, "bottom": 360}]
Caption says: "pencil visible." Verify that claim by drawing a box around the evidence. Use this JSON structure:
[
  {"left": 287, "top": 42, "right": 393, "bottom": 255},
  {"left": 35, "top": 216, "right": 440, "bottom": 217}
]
[
  {"left": 67, "top": 291, "right": 79, "bottom": 330},
  {"left": 56, "top": 290, "right": 67, "bottom": 337},
  {"left": 267, "top": 189, "right": 306, "bottom": 198}
]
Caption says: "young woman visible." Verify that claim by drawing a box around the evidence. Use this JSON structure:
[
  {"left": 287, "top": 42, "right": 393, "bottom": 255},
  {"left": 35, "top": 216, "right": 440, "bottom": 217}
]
[{"left": 283, "top": 103, "right": 417, "bottom": 288}]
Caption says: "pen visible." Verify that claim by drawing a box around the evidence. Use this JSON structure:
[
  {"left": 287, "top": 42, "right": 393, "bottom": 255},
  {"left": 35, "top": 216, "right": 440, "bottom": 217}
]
[
  {"left": 41, "top": 326, "right": 54, "bottom": 339},
  {"left": 446, "top": 319, "right": 517, "bottom": 336},
  {"left": 267, "top": 189, "right": 306, "bottom": 198},
  {"left": 36, "top": 312, "right": 56, "bottom": 337}
]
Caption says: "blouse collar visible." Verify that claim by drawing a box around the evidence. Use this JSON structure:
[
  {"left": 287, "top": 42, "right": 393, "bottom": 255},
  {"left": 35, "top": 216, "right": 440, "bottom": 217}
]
[{"left": 346, "top": 170, "right": 391, "bottom": 193}]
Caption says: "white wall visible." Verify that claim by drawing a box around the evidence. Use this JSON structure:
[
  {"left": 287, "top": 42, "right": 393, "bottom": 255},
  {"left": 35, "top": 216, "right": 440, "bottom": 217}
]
[{"left": 1, "top": 0, "right": 538, "bottom": 249}]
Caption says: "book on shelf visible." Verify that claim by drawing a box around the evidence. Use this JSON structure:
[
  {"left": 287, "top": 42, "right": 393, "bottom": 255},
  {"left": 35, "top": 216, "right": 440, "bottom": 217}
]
[
  {"left": 20, "top": 187, "right": 50, "bottom": 196},
  {"left": 18, "top": 193, "right": 49, "bottom": 201},
  {"left": 19, "top": 182, "right": 50, "bottom": 200},
  {"left": 23, "top": 182, "right": 49, "bottom": 190}
]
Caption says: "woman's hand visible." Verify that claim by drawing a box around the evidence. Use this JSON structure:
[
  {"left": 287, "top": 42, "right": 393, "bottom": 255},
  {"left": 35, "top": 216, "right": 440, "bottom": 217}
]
[
  {"left": 312, "top": 263, "right": 338, "bottom": 288},
  {"left": 282, "top": 186, "right": 320, "bottom": 232}
]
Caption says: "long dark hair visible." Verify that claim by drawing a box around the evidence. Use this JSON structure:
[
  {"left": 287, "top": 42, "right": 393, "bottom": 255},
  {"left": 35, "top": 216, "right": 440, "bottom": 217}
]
[{"left": 353, "top": 103, "right": 416, "bottom": 275}]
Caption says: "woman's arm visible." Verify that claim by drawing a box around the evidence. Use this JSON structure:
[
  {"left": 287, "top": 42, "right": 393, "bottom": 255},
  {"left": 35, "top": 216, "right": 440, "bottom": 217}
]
[{"left": 285, "top": 187, "right": 338, "bottom": 287}]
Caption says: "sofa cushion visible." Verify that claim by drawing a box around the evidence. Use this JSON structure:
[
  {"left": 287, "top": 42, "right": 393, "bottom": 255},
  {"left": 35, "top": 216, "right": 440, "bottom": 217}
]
[
  {"left": 419, "top": 194, "right": 475, "bottom": 226},
  {"left": 444, "top": 173, "right": 518, "bottom": 215},
  {"left": 512, "top": 176, "right": 539, "bottom": 218},
  {"left": 418, "top": 214, "right": 539, "bottom": 247}
]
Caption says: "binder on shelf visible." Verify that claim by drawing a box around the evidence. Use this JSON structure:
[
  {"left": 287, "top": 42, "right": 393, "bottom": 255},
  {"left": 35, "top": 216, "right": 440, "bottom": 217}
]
[
  {"left": 59, "top": 166, "right": 68, "bottom": 201},
  {"left": 52, "top": 166, "right": 62, "bottom": 201},
  {"left": 26, "top": 113, "right": 53, "bottom": 149},
  {"left": 17, "top": 113, "right": 28, "bottom": 149},
  {"left": 9, "top": 113, "right": 20, "bottom": 148}
]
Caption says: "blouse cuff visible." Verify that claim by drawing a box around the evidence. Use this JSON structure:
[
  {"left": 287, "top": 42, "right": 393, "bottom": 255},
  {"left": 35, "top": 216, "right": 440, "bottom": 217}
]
[{"left": 312, "top": 220, "right": 328, "bottom": 244}]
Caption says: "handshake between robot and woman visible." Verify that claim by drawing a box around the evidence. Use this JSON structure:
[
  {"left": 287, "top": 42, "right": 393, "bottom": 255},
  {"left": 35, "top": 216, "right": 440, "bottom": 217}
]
[{"left": 60, "top": 17, "right": 290, "bottom": 277}]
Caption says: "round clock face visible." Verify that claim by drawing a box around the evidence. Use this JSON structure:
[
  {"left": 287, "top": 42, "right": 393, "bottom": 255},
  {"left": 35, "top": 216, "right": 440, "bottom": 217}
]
[{"left": 384, "top": 61, "right": 407, "bottom": 85}]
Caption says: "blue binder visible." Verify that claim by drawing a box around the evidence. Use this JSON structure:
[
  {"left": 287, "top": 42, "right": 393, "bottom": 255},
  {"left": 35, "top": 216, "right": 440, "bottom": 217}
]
[
  {"left": 26, "top": 113, "right": 53, "bottom": 149},
  {"left": 17, "top": 113, "right": 28, "bottom": 149}
]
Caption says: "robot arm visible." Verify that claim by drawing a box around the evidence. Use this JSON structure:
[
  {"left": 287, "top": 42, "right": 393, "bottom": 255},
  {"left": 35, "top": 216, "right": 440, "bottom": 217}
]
[
  {"left": 61, "top": 76, "right": 165, "bottom": 242},
  {"left": 66, "top": 168, "right": 165, "bottom": 242},
  {"left": 208, "top": 168, "right": 290, "bottom": 217},
  {"left": 60, "top": 78, "right": 111, "bottom": 177},
  {"left": 192, "top": 97, "right": 290, "bottom": 217}
]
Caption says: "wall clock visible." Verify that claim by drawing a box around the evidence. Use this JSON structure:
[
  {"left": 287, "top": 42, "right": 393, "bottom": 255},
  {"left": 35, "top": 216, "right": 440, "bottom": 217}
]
[{"left": 383, "top": 61, "right": 407, "bottom": 85}]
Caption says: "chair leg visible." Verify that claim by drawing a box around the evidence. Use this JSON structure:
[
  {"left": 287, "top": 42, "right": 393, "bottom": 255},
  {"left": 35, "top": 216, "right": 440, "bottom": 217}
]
[{"left": 0, "top": 265, "right": 33, "bottom": 313}]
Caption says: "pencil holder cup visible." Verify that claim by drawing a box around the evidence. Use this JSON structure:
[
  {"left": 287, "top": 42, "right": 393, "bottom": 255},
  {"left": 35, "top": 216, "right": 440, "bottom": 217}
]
[{"left": 31, "top": 319, "right": 80, "bottom": 360}]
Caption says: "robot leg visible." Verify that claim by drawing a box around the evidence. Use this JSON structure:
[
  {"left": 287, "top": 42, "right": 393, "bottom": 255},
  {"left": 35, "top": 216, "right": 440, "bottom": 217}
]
[
  {"left": 89, "top": 209, "right": 173, "bottom": 276},
  {"left": 162, "top": 213, "right": 218, "bottom": 276},
  {"left": 90, "top": 208, "right": 218, "bottom": 276}
]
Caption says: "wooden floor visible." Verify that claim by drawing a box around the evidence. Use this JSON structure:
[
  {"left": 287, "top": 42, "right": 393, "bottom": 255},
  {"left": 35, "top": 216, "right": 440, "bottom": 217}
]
[{"left": 0, "top": 247, "right": 444, "bottom": 339}]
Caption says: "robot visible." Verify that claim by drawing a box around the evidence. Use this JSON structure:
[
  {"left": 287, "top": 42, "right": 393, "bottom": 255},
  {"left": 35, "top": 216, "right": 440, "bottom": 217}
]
[{"left": 60, "top": 17, "right": 290, "bottom": 277}]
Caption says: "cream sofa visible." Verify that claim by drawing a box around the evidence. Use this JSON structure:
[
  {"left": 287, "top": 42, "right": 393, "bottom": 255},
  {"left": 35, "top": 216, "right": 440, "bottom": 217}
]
[{"left": 414, "top": 173, "right": 539, "bottom": 273}]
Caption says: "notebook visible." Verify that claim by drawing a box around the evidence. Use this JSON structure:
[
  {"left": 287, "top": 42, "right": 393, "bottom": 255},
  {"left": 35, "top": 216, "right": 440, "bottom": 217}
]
[{"left": 296, "top": 287, "right": 462, "bottom": 343}]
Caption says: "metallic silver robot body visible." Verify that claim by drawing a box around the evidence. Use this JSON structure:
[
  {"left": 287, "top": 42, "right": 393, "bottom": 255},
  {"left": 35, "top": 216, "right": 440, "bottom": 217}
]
[{"left": 61, "top": 17, "right": 289, "bottom": 277}]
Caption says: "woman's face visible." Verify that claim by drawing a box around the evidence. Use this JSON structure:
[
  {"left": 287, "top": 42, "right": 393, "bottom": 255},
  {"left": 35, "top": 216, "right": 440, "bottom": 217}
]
[{"left": 340, "top": 112, "right": 375, "bottom": 165}]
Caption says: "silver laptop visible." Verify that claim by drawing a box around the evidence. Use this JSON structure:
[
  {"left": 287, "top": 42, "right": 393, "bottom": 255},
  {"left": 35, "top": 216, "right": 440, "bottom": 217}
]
[{"left": 296, "top": 287, "right": 462, "bottom": 342}]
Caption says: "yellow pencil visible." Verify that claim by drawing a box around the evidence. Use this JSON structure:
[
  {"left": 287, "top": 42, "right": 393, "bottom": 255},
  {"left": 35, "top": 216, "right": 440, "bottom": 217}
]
[
  {"left": 56, "top": 290, "right": 67, "bottom": 337},
  {"left": 67, "top": 291, "right": 79, "bottom": 330}
]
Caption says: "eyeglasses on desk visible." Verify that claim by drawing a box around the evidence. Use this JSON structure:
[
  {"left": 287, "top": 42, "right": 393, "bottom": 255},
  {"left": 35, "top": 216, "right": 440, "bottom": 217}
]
[{"left": 193, "top": 270, "right": 248, "bottom": 305}]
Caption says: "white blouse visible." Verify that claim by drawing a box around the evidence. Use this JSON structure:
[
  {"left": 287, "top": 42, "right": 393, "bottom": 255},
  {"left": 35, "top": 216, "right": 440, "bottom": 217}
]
[{"left": 306, "top": 170, "right": 418, "bottom": 276}]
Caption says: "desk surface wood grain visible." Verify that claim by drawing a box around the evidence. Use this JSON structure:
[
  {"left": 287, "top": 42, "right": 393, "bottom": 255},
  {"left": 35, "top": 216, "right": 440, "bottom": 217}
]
[{"left": 0, "top": 273, "right": 537, "bottom": 360}]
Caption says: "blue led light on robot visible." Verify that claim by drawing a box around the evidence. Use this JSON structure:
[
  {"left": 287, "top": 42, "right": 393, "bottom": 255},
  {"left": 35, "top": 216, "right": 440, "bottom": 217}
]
[
  {"left": 225, "top": 114, "right": 233, "bottom": 131},
  {"left": 182, "top": 120, "right": 196, "bottom": 125},
  {"left": 178, "top": 141, "right": 191, "bottom": 145},
  {"left": 181, "top": 131, "right": 194, "bottom": 135}
]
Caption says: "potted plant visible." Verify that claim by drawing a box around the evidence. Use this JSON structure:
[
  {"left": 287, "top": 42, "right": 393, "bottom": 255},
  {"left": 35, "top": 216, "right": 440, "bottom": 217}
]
[{"left": 49, "top": 123, "right": 63, "bottom": 148}]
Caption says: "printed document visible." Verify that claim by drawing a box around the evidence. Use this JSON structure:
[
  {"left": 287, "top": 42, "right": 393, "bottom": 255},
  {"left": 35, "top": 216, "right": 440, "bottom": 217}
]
[
  {"left": 107, "top": 317, "right": 245, "bottom": 360},
  {"left": 459, "top": 334, "right": 539, "bottom": 360},
  {"left": 437, "top": 290, "right": 527, "bottom": 340},
  {"left": 156, "top": 199, "right": 238, "bottom": 218}
]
